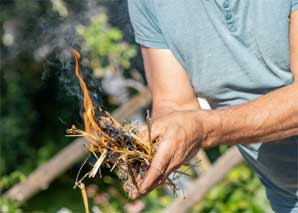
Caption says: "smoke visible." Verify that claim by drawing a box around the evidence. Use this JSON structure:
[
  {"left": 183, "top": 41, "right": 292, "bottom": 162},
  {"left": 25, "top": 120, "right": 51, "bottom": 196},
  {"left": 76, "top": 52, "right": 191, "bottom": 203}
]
[
  {"left": 35, "top": 0, "right": 107, "bottom": 111},
  {"left": 1, "top": 0, "right": 141, "bottom": 115},
  {"left": 0, "top": 0, "right": 113, "bottom": 61},
  {"left": 57, "top": 58, "right": 104, "bottom": 111},
  {"left": 0, "top": 0, "right": 136, "bottom": 67}
]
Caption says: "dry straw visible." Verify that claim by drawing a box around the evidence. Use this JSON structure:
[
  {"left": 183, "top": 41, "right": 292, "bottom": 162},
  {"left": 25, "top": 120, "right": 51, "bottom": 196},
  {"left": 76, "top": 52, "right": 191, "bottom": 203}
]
[{"left": 67, "top": 50, "right": 177, "bottom": 212}]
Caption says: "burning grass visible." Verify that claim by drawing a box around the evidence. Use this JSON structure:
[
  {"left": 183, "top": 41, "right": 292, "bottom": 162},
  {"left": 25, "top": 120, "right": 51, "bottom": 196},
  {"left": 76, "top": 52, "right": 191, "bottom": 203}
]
[{"left": 67, "top": 50, "right": 177, "bottom": 203}]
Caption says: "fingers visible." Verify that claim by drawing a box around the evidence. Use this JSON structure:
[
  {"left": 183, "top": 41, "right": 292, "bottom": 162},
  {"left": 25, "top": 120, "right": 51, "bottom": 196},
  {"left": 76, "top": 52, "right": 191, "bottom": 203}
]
[
  {"left": 130, "top": 140, "right": 171, "bottom": 199},
  {"left": 123, "top": 174, "right": 142, "bottom": 199},
  {"left": 123, "top": 181, "right": 130, "bottom": 192},
  {"left": 128, "top": 119, "right": 183, "bottom": 199},
  {"left": 125, "top": 122, "right": 166, "bottom": 200},
  {"left": 124, "top": 182, "right": 138, "bottom": 199}
]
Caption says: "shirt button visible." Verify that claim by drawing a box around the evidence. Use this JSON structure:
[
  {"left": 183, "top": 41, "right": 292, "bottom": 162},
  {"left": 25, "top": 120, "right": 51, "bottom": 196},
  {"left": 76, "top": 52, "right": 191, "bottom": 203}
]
[
  {"left": 229, "top": 25, "right": 237, "bottom": 32},
  {"left": 225, "top": 13, "right": 232, "bottom": 21},
  {"left": 223, "top": 1, "right": 229, "bottom": 8}
]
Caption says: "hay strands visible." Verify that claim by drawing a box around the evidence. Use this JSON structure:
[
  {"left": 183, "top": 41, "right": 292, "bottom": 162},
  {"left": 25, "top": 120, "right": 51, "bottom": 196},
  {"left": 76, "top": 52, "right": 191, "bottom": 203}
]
[
  {"left": 68, "top": 49, "right": 158, "bottom": 188},
  {"left": 67, "top": 50, "right": 182, "bottom": 213}
]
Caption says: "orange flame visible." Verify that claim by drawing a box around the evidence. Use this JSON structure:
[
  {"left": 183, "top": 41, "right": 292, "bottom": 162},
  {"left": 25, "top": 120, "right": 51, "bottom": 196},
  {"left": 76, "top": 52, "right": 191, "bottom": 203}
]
[
  {"left": 72, "top": 49, "right": 113, "bottom": 142},
  {"left": 71, "top": 49, "right": 149, "bottom": 153},
  {"left": 72, "top": 49, "right": 97, "bottom": 133}
]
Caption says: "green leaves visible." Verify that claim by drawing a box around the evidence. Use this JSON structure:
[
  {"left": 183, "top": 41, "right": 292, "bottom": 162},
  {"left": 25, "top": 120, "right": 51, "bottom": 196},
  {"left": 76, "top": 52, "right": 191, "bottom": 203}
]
[
  {"left": 0, "top": 197, "right": 22, "bottom": 213},
  {"left": 0, "top": 171, "right": 26, "bottom": 190},
  {"left": 77, "top": 14, "right": 137, "bottom": 76},
  {"left": 191, "top": 164, "right": 271, "bottom": 213}
]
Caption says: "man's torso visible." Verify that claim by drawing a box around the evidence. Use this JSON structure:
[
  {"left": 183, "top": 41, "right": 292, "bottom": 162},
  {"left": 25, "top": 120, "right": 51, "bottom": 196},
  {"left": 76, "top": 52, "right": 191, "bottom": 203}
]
[{"left": 128, "top": 0, "right": 298, "bottom": 211}]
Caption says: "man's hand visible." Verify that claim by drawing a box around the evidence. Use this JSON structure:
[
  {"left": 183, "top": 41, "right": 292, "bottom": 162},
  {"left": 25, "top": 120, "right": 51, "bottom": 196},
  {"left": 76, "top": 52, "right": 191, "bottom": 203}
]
[
  {"left": 129, "top": 110, "right": 206, "bottom": 199},
  {"left": 123, "top": 47, "right": 205, "bottom": 199}
]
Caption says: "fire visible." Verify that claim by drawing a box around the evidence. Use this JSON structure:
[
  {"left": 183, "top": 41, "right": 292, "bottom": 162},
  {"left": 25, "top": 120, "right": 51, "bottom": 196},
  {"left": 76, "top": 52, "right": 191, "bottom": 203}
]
[
  {"left": 71, "top": 49, "right": 112, "bottom": 143},
  {"left": 69, "top": 49, "right": 152, "bottom": 160},
  {"left": 68, "top": 50, "right": 176, "bottom": 211},
  {"left": 72, "top": 49, "right": 96, "bottom": 133}
]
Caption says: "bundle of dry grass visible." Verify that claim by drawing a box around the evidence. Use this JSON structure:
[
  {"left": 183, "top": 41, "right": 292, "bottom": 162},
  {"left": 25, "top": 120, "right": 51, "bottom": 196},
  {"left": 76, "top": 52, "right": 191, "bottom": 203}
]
[{"left": 67, "top": 50, "right": 176, "bottom": 200}]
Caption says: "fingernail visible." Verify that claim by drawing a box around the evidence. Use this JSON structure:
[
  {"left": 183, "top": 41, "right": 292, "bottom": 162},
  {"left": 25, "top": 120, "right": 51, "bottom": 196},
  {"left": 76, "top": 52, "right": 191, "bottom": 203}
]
[
  {"left": 130, "top": 190, "right": 139, "bottom": 200},
  {"left": 123, "top": 183, "right": 129, "bottom": 192}
]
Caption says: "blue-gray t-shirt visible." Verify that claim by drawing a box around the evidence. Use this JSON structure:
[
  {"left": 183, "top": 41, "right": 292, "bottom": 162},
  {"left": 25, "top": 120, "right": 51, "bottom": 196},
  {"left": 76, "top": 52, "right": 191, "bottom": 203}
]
[{"left": 128, "top": 0, "right": 298, "bottom": 212}]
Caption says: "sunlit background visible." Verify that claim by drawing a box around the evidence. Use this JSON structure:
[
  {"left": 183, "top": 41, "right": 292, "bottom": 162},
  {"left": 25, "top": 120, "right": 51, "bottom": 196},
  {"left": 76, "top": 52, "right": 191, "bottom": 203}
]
[{"left": 1, "top": 1, "right": 272, "bottom": 212}]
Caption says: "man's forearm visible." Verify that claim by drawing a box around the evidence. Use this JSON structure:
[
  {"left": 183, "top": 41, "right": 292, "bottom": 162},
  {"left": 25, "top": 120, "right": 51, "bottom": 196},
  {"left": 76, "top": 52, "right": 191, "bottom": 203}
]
[{"left": 201, "top": 83, "right": 298, "bottom": 148}]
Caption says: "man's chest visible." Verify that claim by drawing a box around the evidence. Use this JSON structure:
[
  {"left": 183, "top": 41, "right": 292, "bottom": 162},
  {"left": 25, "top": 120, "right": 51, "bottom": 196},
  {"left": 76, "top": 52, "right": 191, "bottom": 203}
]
[
  {"left": 153, "top": 0, "right": 291, "bottom": 71},
  {"left": 152, "top": 0, "right": 292, "bottom": 101}
]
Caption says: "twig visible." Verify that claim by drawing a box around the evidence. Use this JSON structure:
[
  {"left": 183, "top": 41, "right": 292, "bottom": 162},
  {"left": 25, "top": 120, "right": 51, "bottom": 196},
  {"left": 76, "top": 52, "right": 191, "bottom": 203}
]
[
  {"left": 88, "top": 149, "right": 108, "bottom": 178},
  {"left": 74, "top": 154, "right": 90, "bottom": 188},
  {"left": 79, "top": 183, "right": 90, "bottom": 213},
  {"left": 146, "top": 110, "right": 153, "bottom": 154}
]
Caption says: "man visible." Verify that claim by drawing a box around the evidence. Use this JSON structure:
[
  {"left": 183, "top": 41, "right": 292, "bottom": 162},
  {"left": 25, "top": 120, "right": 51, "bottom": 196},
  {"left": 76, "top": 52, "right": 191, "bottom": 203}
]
[{"left": 127, "top": 1, "right": 298, "bottom": 212}]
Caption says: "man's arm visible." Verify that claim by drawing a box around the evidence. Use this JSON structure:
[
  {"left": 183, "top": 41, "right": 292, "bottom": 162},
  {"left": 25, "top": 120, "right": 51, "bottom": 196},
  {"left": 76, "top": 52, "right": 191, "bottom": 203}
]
[
  {"left": 291, "top": 12, "right": 298, "bottom": 81},
  {"left": 202, "top": 82, "right": 298, "bottom": 147},
  {"left": 129, "top": 12, "right": 298, "bottom": 199},
  {"left": 202, "top": 11, "right": 298, "bottom": 147},
  {"left": 141, "top": 47, "right": 199, "bottom": 118}
]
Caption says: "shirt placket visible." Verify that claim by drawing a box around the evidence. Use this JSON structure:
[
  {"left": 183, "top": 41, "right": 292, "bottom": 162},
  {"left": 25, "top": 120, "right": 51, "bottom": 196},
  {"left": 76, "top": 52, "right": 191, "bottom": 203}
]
[{"left": 216, "top": 0, "right": 238, "bottom": 33}]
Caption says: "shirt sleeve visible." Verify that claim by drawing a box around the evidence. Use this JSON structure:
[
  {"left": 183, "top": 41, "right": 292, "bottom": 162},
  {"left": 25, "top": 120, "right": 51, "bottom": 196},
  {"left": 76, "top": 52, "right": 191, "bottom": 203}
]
[
  {"left": 292, "top": 0, "right": 298, "bottom": 12},
  {"left": 128, "top": 0, "right": 168, "bottom": 49}
]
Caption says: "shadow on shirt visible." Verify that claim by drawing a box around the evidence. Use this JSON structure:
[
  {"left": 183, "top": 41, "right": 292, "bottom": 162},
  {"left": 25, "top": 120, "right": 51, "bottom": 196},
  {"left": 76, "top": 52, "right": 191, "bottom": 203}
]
[{"left": 257, "top": 136, "right": 298, "bottom": 211}]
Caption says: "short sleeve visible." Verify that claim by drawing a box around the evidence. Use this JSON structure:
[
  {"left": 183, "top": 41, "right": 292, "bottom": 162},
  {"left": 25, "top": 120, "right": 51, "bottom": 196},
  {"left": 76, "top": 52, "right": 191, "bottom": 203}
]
[
  {"left": 292, "top": 0, "right": 298, "bottom": 12},
  {"left": 128, "top": 0, "right": 168, "bottom": 48}
]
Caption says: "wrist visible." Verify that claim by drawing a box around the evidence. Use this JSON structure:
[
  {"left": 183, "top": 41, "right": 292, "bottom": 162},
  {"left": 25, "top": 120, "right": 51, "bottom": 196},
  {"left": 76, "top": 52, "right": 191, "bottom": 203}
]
[
  {"left": 152, "top": 99, "right": 199, "bottom": 120},
  {"left": 152, "top": 106, "right": 175, "bottom": 120},
  {"left": 195, "top": 110, "right": 222, "bottom": 148}
]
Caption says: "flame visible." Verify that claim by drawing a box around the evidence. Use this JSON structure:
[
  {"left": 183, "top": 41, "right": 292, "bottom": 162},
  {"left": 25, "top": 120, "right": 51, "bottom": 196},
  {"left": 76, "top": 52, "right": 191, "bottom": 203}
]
[
  {"left": 72, "top": 49, "right": 97, "bottom": 132},
  {"left": 72, "top": 49, "right": 111, "bottom": 141},
  {"left": 70, "top": 49, "right": 151, "bottom": 152}
]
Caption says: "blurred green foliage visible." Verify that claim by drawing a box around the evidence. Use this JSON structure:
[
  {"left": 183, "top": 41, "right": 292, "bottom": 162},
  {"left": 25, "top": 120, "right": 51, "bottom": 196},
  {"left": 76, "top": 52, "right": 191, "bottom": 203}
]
[
  {"left": 0, "top": 68, "right": 36, "bottom": 176},
  {"left": 0, "top": 197, "right": 22, "bottom": 213},
  {"left": 192, "top": 164, "right": 272, "bottom": 213},
  {"left": 77, "top": 14, "right": 137, "bottom": 77},
  {"left": 0, "top": 0, "right": 270, "bottom": 212}
]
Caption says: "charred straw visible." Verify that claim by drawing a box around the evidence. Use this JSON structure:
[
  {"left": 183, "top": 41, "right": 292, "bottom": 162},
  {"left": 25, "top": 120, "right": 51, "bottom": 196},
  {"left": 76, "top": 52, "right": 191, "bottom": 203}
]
[{"left": 67, "top": 49, "right": 178, "bottom": 192}]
